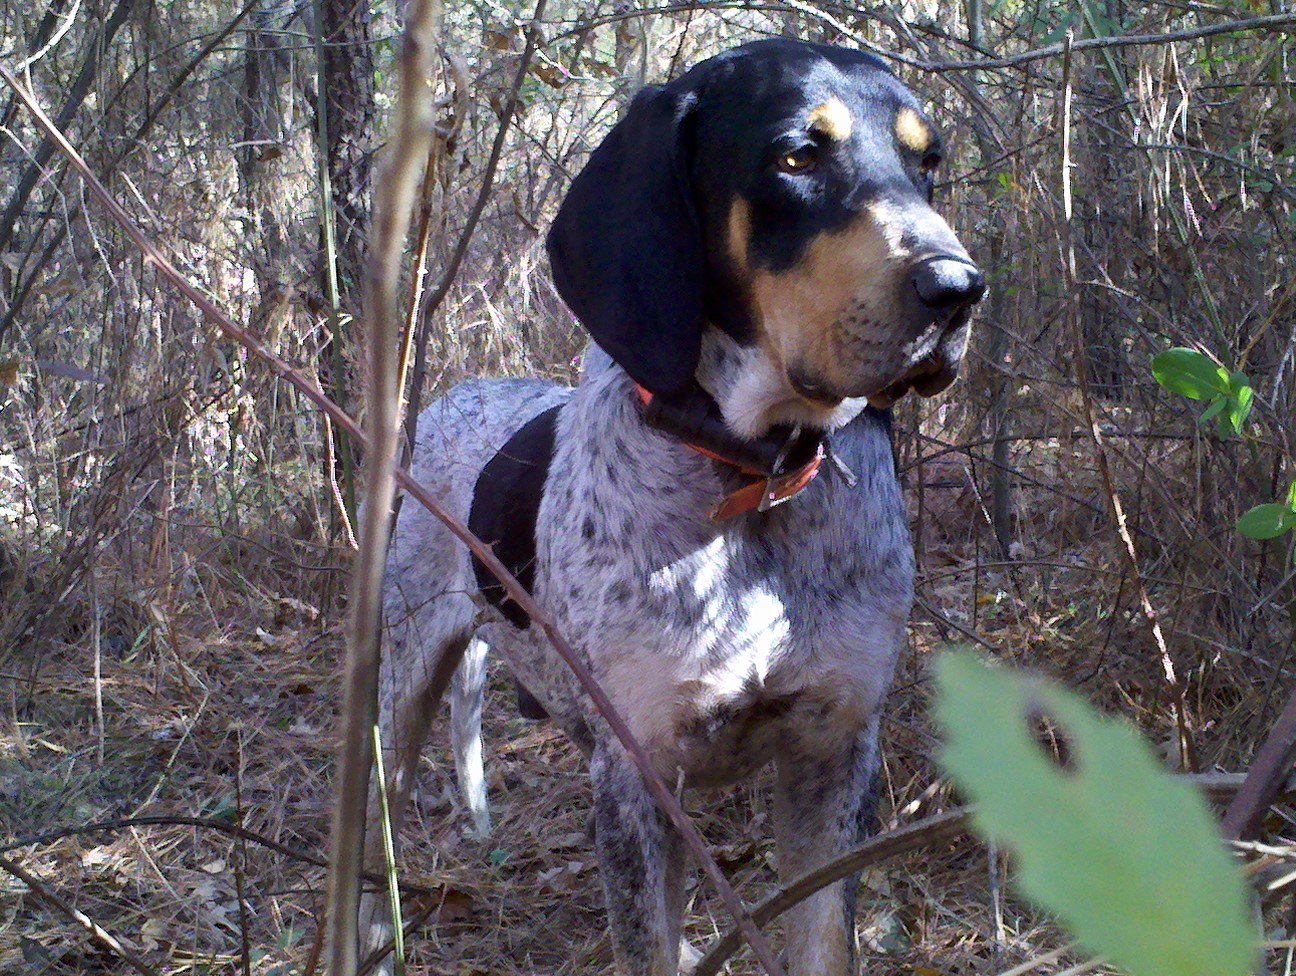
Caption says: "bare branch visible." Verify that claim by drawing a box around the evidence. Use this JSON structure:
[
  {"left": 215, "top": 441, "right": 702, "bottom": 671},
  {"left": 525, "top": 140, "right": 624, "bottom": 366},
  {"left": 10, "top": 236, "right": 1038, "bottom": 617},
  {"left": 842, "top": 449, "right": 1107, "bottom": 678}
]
[
  {"left": 1222, "top": 689, "right": 1296, "bottom": 839},
  {"left": 694, "top": 773, "right": 1246, "bottom": 976},
  {"left": 323, "top": 0, "right": 445, "bottom": 972},
  {"left": 0, "top": 852, "right": 163, "bottom": 976},
  {"left": 8, "top": 0, "right": 82, "bottom": 72},
  {"left": 402, "top": 0, "right": 550, "bottom": 465},
  {"left": 551, "top": 4, "right": 1296, "bottom": 74}
]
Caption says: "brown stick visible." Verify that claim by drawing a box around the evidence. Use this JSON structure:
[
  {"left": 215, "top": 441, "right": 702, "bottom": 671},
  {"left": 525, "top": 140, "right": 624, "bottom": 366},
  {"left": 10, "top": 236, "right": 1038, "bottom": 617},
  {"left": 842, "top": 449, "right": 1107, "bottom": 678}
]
[
  {"left": 694, "top": 810, "right": 967, "bottom": 976},
  {"left": 323, "top": 1, "right": 445, "bottom": 972},
  {"left": 0, "top": 851, "right": 163, "bottom": 976},
  {"left": 0, "top": 62, "right": 785, "bottom": 976},
  {"left": 1222, "top": 688, "right": 1296, "bottom": 839}
]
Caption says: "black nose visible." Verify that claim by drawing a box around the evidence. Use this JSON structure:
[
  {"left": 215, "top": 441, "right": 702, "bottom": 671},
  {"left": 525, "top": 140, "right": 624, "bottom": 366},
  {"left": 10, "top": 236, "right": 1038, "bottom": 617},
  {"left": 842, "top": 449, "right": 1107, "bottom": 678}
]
[{"left": 911, "top": 256, "right": 986, "bottom": 312}]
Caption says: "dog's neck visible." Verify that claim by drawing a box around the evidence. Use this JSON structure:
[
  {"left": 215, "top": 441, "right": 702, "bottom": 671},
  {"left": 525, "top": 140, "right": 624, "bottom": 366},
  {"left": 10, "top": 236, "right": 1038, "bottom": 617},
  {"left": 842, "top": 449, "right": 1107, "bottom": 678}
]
[{"left": 694, "top": 327, "right": 870, "bottom": 440}]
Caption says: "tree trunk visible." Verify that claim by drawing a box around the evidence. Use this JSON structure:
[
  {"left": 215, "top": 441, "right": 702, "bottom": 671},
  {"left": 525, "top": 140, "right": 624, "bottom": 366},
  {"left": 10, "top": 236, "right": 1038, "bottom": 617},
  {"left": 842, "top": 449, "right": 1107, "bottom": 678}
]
[
  {"left": 241, "top": 0, "right": 294, "bottom": 298},
  {"left": 318, "top": 0, "right": 375, "bottom": 314}
]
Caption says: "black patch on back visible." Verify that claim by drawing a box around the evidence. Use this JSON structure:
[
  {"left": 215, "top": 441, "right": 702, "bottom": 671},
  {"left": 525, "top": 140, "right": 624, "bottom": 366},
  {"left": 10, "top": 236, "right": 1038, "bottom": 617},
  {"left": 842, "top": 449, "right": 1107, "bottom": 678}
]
[
  {"left": 468, "top": 405, "right": 562, "bottom": 629},
  {"left": 515, "top": 679, "right": 549, "bottom": 720}
]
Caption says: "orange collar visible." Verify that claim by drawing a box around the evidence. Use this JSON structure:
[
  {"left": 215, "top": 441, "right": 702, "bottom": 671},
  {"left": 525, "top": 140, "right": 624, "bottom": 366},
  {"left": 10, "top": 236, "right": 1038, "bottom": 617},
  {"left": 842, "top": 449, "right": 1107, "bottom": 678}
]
[{"left": 634, "top": 383, "right": 824, "bottom": 520}]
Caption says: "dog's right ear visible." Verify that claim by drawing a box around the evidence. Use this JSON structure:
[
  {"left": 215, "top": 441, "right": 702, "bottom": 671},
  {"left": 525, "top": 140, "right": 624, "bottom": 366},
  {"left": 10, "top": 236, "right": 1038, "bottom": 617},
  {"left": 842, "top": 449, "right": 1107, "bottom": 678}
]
[{"left": 547, "top": 80, "right": 706, "bottom": 398}]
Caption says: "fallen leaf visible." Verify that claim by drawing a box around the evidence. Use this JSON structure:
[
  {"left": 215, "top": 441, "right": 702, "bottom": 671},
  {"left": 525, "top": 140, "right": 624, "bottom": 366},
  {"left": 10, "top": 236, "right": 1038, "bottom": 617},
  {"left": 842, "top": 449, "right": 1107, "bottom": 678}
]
[{"left": 437, "top": 887, "right": 476, "bottom": 925}]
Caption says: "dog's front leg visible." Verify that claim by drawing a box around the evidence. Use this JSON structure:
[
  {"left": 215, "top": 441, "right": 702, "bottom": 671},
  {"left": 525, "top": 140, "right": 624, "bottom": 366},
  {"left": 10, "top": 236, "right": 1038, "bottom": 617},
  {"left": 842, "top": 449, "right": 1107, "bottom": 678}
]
[
  {"left": 773, "top": 720, "right": 882, "bottom": 976},
  {"left": 591, "top": 743, "right": 689, "bottom": 976}
]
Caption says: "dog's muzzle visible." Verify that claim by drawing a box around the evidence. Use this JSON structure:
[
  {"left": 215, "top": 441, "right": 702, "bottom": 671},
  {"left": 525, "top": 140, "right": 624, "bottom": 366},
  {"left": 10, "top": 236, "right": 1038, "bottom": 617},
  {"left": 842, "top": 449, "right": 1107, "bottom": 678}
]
[{"left": 868, "top": 255, "right": 985, "bottom": 408}]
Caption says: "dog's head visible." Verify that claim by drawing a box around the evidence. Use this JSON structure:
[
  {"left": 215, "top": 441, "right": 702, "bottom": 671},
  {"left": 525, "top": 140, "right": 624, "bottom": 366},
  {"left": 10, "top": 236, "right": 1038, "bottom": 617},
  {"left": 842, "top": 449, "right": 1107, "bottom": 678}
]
[{"left": 548, "top": 39, "right": 984, "bottom": 436}]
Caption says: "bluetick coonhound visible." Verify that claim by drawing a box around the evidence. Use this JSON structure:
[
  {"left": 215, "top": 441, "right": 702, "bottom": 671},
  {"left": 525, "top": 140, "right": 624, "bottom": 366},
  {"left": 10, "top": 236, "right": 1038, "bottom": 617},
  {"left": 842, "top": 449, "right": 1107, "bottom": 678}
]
[{"left": 363, "top": 38, "right": 984, "bottom": 976}]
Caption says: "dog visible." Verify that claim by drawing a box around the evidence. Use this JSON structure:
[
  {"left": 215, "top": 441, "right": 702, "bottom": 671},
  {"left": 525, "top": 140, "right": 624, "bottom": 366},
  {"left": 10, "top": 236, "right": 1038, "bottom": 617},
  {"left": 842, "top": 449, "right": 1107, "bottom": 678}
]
[{"left": 362, "top": 37, "right": 984, "bottom": 976}]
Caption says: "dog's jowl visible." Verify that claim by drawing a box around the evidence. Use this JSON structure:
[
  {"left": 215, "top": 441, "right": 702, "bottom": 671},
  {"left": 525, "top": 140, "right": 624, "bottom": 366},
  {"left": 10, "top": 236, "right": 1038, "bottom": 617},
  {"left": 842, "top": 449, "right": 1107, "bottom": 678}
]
[{"left": 364, "top": 38, "right": 983, "bottom": 976}]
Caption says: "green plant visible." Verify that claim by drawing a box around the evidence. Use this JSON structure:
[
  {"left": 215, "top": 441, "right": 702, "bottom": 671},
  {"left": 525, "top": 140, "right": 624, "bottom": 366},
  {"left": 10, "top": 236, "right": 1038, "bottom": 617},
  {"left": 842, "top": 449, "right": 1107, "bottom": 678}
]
[
  {"left": 1151, "top": 347, "right": 1253, "bottom": 438},
  {"left": 1236, "top": 479, "right": 1296, "bottom": 541},
  {"left": 1152, "top": 346, "right": 1293, "bottom": 544},
  {"left": 936, "top": 651, "right": 1254, "bottom": 976}
]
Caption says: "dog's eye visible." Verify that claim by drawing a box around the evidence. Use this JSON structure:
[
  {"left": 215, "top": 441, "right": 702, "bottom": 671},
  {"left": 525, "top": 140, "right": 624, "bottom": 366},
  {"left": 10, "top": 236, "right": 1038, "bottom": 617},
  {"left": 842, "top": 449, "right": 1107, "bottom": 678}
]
[
  {"left": 920, "top": 151, "right": 942, "bottom": 176},
  {"left": 776, "top": 146, "right": 817, "bottom": 175}
]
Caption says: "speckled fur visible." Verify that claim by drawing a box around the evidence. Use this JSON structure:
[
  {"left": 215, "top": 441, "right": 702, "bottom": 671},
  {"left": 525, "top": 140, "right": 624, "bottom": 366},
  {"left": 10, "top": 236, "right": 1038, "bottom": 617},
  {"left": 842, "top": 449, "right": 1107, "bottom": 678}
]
[
  {"left": 353, "top": 33, "right": 987, "bottom": 973},
  {"left": 361, "top": 331, "right": 913, "bottom": 976}
]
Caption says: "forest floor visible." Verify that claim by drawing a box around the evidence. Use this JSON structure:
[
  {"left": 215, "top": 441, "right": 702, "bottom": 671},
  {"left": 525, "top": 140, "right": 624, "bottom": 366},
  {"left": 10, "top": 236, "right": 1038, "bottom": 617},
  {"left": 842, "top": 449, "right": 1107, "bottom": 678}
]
[{"left": 0, "top": 470, "right": 1275, "bottom": 975}]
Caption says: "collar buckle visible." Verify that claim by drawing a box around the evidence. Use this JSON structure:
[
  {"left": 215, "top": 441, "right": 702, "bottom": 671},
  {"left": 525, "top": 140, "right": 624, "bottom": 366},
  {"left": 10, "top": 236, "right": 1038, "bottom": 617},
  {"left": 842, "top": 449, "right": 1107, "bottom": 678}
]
[
  {"left": 634, "top": 383, "right": 828, "bottom": 520},
  {"left": 756, "top": 424, "right": 819, "bottom": 513}
]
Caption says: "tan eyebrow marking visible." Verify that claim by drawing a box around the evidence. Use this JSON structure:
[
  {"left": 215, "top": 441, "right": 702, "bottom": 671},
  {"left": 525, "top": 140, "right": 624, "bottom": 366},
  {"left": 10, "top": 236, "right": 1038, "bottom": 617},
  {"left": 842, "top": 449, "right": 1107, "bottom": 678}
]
[
  {"left": 806, "top": 96, "right": 852, "bottom": 141},
  {"left": 894, "top": 106, "right": 933, "bottom": 153}
]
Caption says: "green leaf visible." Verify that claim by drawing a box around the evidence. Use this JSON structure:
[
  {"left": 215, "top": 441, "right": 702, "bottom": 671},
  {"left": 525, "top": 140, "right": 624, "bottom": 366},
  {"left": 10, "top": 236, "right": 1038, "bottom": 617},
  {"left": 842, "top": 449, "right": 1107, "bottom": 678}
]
[
  {"left": 935, "top": 652, "right": 1253, "bottom": 976},
  {"left": 1284, "top": 480, "right": 1296, "bottom": 513},
  {"left": 1238, "top": 503, "right": 1296, "bottom": 540},
  {"left": 1223, "top": 382, "right": 1254, "bottom": 436},
  {"left": 1151, "top": 348, "right": 1229, "bottom": 401},
  {"left": 1198, "top": 397, "right": 1227, "bottom": 425}
]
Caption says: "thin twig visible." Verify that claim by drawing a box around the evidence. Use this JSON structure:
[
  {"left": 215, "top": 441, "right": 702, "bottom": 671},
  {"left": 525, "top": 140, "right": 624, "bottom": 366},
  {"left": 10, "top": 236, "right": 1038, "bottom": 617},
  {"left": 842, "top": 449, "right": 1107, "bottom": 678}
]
[
  {"left": 1056, "top": 33, "right": 1195, "bottom": 771},
  {"left": 323, "top": 412, "right": 360, "bottom": 549},
  {"left": 0, "top": 851, "right": 163, "bottom": 976},
  {"left": 928, "top": 11, "right": 1296, "bottom": 72},
  {"left": 423, "top": 0, "right": 546, "bottom": 318},
  {"left": 0, "top": 59, "right": 784, "bottom": 976},
  {"left": 324, "top": 1, "right": 445, "bottom": 972},
  {"left": 693, "top": 810, "right": 967, "bottom": 976},
  {"left": 9, "top": 0, "right": 83, "bottom": 71},
  {"left": 401, "top": 0, "right": 548, "bottom": 464},
  {"left": 234, "top": 730, "right": 253, "bottom": 976},
  {"left": 550, "top": 3, "right": 1296, "bottom": 74}
]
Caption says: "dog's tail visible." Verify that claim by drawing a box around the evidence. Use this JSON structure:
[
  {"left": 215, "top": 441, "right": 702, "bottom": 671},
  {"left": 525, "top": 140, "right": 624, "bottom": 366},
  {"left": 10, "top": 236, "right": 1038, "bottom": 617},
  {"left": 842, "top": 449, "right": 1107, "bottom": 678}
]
[{"left": 449, "top": 636, "right": 490, "bottom": 837}]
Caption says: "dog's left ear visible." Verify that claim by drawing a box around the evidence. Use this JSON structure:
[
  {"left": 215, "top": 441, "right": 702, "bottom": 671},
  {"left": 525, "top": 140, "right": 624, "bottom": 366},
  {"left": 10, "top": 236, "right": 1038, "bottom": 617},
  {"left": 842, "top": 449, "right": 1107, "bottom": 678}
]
[{"left": 547, "top": 75, "right": 709, "bottom": 398}]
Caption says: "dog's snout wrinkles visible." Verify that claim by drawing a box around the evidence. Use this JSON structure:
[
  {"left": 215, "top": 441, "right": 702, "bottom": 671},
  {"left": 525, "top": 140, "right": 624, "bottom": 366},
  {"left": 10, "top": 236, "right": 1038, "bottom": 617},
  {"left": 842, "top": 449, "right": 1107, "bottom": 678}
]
[{"left": 911, "top": 256, "right": 986, "bottom": 313}]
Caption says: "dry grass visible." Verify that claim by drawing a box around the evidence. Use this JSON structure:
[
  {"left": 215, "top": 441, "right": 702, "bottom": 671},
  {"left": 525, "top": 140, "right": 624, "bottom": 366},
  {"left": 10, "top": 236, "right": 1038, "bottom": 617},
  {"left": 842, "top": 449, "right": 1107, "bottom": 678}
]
[{"left": 2, "top": 403, "right": 1287, "bottom": 975}]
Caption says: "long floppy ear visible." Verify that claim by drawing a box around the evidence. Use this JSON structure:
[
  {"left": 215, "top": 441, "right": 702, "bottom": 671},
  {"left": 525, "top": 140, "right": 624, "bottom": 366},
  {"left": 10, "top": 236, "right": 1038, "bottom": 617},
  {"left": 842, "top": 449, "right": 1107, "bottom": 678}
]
[{"left": 547, "top": 80, "right": 706, "bottom": 398}]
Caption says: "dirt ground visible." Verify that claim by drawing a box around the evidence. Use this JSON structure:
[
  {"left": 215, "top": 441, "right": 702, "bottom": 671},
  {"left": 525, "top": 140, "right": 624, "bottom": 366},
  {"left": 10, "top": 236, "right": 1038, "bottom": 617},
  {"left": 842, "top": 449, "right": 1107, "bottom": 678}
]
[{"left": 1, "top": 475, "right": 1285, "bottom": 975}]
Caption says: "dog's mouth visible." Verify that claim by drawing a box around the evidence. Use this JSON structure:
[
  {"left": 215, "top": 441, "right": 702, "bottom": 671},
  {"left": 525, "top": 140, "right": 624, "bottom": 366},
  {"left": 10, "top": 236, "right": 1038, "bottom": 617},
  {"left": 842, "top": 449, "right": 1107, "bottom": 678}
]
[
  {"left": 866, "top": 309, "right": 972, "bottom": 409},
  {"left": 866, "top": 355, "right": 953, "bottom": 409},
  {"left": 788, "top": 355, "right": 952, "bottom": 411},
  {"left": 782, "top": 309, "right": 972, "bottom": 413},
  {"left": 787, "top": 370, "right": 847, "bottom": 408}
]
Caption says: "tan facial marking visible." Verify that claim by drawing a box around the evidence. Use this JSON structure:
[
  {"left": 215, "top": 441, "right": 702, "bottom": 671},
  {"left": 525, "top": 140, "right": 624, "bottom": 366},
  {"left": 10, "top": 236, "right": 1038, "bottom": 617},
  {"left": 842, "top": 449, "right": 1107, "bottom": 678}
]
[
  {"left": 727, "top": 197, "right": 752, "bottom": 276},
  {"left": 742, "top": 202, "right": 913, "bottom": 411},
  {"left": 894, "top": 106, "right": 932, "bottom": 153},
  {"left": 751, "top": 201, "right": 908, "bottom": 367},
  {"left": 807, "top": 96, "right": 853, "bottom": 141}
]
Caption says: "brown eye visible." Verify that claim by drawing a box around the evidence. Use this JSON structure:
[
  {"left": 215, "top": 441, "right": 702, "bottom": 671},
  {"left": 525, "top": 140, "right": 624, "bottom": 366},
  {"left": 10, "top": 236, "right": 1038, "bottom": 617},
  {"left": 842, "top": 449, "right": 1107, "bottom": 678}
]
[
  {"left": 920, "top": 151, "right": 942, "bottom": 175},
  {"left": 776, "top": 146, "right": 817, "bottom": 175}
]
